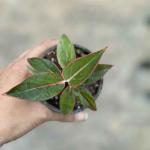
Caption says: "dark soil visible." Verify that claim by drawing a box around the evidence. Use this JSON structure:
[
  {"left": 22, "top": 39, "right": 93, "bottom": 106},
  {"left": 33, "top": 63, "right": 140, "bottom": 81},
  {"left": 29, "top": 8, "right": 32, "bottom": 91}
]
[{"left": 43, "top": 44, "right": 103, "bottom": 112}]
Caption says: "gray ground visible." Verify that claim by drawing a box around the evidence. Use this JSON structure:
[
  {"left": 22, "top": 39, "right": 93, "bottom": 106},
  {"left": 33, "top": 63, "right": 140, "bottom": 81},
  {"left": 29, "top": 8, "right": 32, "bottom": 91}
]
[{"left": 0, "top": 0, "right": 150, "bottom": 150}]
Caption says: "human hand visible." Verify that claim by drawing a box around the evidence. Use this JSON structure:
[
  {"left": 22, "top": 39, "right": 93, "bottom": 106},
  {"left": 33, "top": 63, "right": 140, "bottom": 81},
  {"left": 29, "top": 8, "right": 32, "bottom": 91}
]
[{"left": 0, "top": 40, "right": 88, "bottom": 146}]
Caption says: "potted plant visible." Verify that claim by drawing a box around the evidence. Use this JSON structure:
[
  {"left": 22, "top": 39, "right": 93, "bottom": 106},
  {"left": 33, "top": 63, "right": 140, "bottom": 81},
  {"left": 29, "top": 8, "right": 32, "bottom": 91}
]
[{"left": 6, "top": 34, "right": 112, "bottom": 114}]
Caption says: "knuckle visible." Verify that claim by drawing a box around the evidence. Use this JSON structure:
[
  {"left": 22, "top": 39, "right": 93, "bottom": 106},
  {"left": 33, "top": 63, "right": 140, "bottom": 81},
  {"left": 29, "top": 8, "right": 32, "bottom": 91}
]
[
  {"left": 69, "top": 115, "right": 76, "bottom": 122},
  {"left": 9, "top": 63, "right": 18, "bottom": 71},
  {"left": 34, "top": 103, "right": 51, "bottom": 122},
  {"left": 64, "top": 115, "right": 76, "bottom": 122},
  {"left": 11, "top": 64, "right": 23, "bottom": 72},
  {"left": 40, "top": 108, "right": 51, "bottom": 121},
  {"left": 42, "top": 39, "right": 57, "bottom": 45},
  {"left": 58, "top": 115, "right": 66, "bottom": 122},
  {"left": 17, "top": 50, "right": 29, "bottom": 60}
]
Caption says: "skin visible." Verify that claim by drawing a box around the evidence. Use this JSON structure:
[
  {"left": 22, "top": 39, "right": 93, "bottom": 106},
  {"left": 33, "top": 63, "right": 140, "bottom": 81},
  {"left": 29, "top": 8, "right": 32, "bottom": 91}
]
[{"left": 0, "top": 40, "right": 88, "bottom": 146}]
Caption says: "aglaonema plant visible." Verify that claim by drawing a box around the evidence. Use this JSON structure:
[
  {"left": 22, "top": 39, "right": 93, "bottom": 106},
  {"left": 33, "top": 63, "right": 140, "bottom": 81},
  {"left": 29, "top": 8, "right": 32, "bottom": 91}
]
[{"left": 6, "top": 34, "right": 112, "bottom": 114}]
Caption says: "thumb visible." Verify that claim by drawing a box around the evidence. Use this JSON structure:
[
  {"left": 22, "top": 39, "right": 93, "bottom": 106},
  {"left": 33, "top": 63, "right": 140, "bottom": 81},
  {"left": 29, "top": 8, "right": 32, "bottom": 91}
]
[{"left": 48, "top": 111, "right": 88, "bottom": 122}]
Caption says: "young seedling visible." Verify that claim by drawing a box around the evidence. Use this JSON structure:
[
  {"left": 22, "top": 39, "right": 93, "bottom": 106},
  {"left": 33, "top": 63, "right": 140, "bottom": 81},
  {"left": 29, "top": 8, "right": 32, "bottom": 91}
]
[{"left": 6, "top": 34, "right": 112, "bottom": 114}]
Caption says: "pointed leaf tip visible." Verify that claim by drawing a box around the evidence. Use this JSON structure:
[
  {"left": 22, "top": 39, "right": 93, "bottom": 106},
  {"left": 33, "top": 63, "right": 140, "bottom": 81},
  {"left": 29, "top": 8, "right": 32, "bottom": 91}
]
[
  {"left": 6, "top": 72, "right": 64, "bottom": 101},
  {"left": 97, "top": 46, "right": 108, "bottom": 54},
  {"left": 84, "top": 64, "right": 113, "bottom": 85},
  {"left": 79, "top": 88, "right": 97, "bottom": 111},
  {"left": 27, "top": 57, "right": 61, "bottom": 76},
  {"left": 63, "top": 48, "right": 105, "bottom": 87},
  {"left": 84, "top": 64, "right": 112, "bottom": 84},
  {"left": 61, "top": 34, "right": 68, "bottom": 39},
  {"left": 57, "top": 34, "right": 76, "bottom": 68}
]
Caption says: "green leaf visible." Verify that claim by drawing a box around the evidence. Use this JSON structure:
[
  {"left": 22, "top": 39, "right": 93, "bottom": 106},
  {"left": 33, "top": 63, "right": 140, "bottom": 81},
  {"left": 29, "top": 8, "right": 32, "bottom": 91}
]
[
  {"left": 63, "top": 48, "right": 106, "bottom": 87},
  {"left": 60, "top": 87, "right": 75, "bottom": 114},
  {"left": 84, "top": 64, "right": 112, "bottom": 84},
  {"left": 27, "top": 65, "right": 38, "bottom": 74},
  {"left": 28, "top": 58, "right": 61, "bottom": 75},
  {"left": 6, "top": 72, "right": 64, "bottom": 101},
  {"left": 73, "top": 90, "right": 89, "bottom": 108},
  {"left": 57, "top": 34, "right": 76, "bottom": 68},
  {"left": 79, "top": 88, "right": 97, "bottom": 111}
]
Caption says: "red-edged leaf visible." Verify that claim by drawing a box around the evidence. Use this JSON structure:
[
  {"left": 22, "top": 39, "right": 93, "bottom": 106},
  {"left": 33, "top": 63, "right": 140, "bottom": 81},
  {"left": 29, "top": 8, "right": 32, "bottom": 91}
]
[
  {"left": 57, "top": 34, "right": 76, "bottom": 68},
  {"left": 63, "top": 48, "right": 106, "bottom": 87},
  {"left": 6, "top": 72, "right": 64, "bottom": 101},
  {"left": 28, "top": 57, "right": 61, "bottom": 75},
  {"left": 59, "top": 87, "right": 75, "bottom": 114},
  {"left": 79, "top": 88, "right": 97, "bottom": 111},
  {"left": 84, "top": 64, "right": 112, "bottom": 84}
]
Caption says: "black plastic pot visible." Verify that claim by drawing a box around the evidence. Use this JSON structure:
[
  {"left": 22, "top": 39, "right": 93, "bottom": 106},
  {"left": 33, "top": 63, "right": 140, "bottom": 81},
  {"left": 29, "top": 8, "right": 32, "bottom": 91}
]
[{"left": 42, "top": 44, "right": 103, "bottom": 113}]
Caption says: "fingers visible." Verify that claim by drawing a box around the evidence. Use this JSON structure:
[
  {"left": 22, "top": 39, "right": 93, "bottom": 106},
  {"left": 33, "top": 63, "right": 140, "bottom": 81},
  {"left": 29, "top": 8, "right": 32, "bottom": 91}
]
[
  {"left": 26, "top": 40, "right": 57, "bottom": 58},
  {"left": 49, "top": 111, "right": 88, "bottom": 122},
  {"left": 11, "top": 40, "right": 57, "bottom": 68},
  {"left": 5, "top": 40, "right": 57, "bottom": 82},
  {"left": 0, "top": 68, "right": 3, "bottom": 75}
]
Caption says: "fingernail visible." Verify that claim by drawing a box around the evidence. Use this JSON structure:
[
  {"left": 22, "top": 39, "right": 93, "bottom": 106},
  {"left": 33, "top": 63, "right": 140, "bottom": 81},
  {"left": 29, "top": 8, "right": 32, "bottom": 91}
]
[{"left": 75, "top": 112, "right": 88, "bottom": 121}]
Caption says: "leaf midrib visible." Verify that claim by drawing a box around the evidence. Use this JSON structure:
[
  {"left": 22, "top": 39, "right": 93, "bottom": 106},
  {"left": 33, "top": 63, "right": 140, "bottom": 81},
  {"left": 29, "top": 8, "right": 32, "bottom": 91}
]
[
  {"left": 66, "top": 54, "right": 99, "bottom": 82},
  {"left": 12, "top": 81, "right": 64, "bottom": 94}
]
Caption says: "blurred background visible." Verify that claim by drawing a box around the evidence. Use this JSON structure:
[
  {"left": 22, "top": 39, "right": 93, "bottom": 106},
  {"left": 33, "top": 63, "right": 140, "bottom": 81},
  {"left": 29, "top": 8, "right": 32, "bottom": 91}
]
[{"left": 0, "top": 0, "right": 150, "bottom": 150}]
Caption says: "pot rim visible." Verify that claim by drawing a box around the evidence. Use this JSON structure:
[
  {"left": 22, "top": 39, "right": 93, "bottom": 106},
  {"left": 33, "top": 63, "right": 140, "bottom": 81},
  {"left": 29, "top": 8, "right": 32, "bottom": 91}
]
[{"left": 41, "top": 44, "right": 103, "bottom": 113}]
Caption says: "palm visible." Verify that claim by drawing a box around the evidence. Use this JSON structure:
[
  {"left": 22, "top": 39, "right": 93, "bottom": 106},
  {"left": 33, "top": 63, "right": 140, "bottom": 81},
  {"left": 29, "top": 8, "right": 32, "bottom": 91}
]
[{"left": 0, "top": 40, "right": 87, "bottom": 145}]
